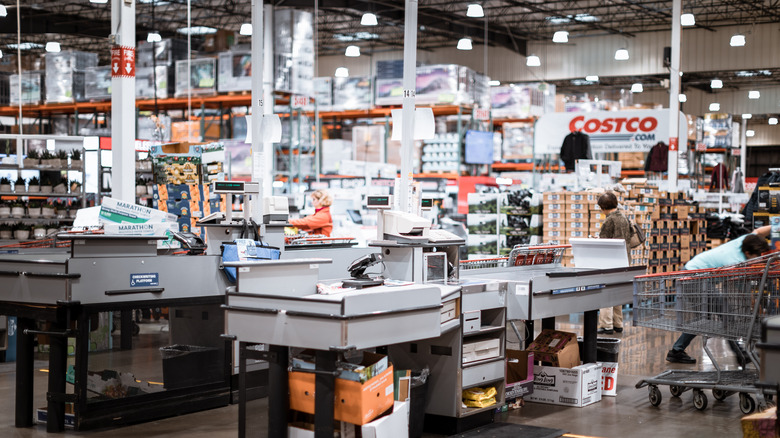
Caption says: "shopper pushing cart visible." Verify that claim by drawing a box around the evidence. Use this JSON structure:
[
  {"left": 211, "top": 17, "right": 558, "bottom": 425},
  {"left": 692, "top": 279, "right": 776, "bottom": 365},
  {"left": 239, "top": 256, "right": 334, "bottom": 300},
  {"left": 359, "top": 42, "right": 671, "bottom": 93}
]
[{"left": 633, "top": 226, "right": 778, "bottom": 413}]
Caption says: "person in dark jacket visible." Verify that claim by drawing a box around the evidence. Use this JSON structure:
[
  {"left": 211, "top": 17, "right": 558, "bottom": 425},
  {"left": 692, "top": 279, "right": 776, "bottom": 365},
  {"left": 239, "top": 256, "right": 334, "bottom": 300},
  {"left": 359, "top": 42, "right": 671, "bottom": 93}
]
[
  {"left": 644, "top": 141, "right": 668, "bottom": 172},
  {"left": 560, "top": 131, "right": 592, "bottom": 172},
  {"left": 596, "top": 191, "right": 632, "bottom": 334}
]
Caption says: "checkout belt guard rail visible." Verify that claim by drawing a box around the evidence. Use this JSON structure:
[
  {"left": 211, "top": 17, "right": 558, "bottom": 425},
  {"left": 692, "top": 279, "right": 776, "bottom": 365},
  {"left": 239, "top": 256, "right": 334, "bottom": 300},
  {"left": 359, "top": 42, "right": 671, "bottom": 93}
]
[{"left": 460, "top": 244, "right": 571, "bottom": 270}]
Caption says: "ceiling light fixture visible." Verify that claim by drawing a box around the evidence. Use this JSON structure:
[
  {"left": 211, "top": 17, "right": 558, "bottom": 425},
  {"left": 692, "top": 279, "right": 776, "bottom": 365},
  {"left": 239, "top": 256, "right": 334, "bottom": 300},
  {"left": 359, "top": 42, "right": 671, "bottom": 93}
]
[
  {"left": 749, "top": 90, "right": 760, "bottom": 99},
  {"left": 552, "top": 31, "right": 569, "bottom": 43},
  {"left": 177, "top": 26, "right": 217, "bottom": 35},
  {"left": 457, "top": 38, "right": 473, "bottom": 50},
  {"left": 769, "top": 117, "right": 778, "bottom": 125},
  {"left": 709, "top": 102, "right": 720, "bottom": 111},
  {"left": 466, "top": 4, "right": 484, "bottom": 18},
  {"left": 0, "top": 5, "right": 6, "bottom": 16},
  {"left": 335, "top": 67, "right": 349, "bottom": 78},
  {"left": 0, "top": 50, "right": 3, "bottom": 59},
  {"left": 678, "top": 93, "right": 687, "bottom": 102},
  {"left": 488, "top": 80, "right": 500, "bottom": 86},
  {"left": 680, "top": 13, "right": 695, "bottom": 26},
  {"left": 614, "top": 48, "right": 629, "bottom": 61},
  {"left": 45, "top": 42, "right": 61, "bottom": 53},
  {"left": 147, "top": 32, "right": 162, "bottom": 43},
  {"left": 631, "top": 83, "right": 643, "bottom": 93},
  {"left": 585, "top": 75, "right": 599, "bottom": 82},
  {"left": 239, "top": 23, "right": 252, "bottom": 36},
  {"left": 526, "top": 54, "right": 541, "bottom": 67},
  {"left": 345, "top": 45, "right": 360, "bottom": 57},
  {"left": 360, "top": 12, "right": 378, "bottom": 26},
  {"left": 89, "top": 0, "right": 108, "bottom": 4},
  {"left": 710, "top": 79, "right": 723, "bottom": 89},
  {"left": 742, "top": 113, "right": 752, "bottom": 119},
  {"left": 746, "top": 129, "right": 755, "bottom": 137},
  {"left": 730, "top": 34, "right": 746, "bottom": 47}
]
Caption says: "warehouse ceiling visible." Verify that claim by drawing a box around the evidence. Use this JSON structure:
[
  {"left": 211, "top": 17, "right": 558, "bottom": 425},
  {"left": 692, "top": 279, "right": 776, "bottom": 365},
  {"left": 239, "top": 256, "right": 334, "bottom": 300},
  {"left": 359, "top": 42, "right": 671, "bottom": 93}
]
[{"left": 1, "top": 0, "right": 780, "bottom": 84}]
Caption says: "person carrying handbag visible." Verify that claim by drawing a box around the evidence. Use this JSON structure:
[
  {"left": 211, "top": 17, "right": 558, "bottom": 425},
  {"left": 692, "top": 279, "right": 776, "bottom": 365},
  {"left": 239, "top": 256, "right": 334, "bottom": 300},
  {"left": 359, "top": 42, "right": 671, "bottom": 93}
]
[{"left": 596, "top": 191, "right": 632, "bottom": 334}]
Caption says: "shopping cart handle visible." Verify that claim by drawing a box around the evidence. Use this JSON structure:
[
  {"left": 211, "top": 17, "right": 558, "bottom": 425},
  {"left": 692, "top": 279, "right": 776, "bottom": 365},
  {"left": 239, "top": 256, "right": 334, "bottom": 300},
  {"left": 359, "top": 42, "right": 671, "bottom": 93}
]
[{"left": 546, "top": 265, "right": 646, "bottom": 277}]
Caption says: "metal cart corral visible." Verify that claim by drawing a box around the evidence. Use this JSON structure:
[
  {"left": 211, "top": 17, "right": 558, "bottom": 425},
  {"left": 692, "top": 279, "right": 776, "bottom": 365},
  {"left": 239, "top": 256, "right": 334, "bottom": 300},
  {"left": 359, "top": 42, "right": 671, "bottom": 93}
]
[
  {"left": 0, "top": 235, "right": 231, "bottom": 432},
  {"left": 222, "top": 258, "right": 454, "bottom": 438},
  {"left": 634, "top": 254, "right": 780, "bottom": 413}
]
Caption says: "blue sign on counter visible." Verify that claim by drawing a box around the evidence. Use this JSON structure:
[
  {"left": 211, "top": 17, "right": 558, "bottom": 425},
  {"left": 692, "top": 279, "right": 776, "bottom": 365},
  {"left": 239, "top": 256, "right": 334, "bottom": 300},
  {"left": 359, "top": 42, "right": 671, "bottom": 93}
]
[{"left": 130, "top": 273, "right": 160, "bottom": 287}]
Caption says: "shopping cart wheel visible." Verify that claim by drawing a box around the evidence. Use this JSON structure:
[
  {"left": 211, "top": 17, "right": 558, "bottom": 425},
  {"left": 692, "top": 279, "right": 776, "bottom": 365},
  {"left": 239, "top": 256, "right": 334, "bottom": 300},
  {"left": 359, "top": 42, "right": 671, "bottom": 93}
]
[
  {"left": 739, "top": 393, "right": 756, "bottom": 414},
  {"left": 693, "top": 390, "right": 708, "bottom": 410},
  {"left": 670, "top": 385, "right": 686, "bottom": 397},
  {"left": 648, "top": 385, "right": 662, "bottom": 407},
  {"left": 712, "top": 389, "right": 733, "bottom": 401}
]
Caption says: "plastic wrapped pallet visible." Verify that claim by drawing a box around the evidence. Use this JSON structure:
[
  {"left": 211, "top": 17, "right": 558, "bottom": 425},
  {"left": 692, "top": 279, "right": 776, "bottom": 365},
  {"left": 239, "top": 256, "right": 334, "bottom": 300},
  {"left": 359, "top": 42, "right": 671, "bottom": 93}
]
[
  {"left": 175, "top": 58, "right": 217, "bottom": 97},
  {"left": 0, "top": 73, "right": 9, "bottom": 105},
  {"left": 312, "top": 77, "right": 332, "bottom": 110},
  {"left": 136, "top": 66, "right": 171, "bottom": 99},
  {"left": 10, "top": 72, "right": 44, "bottom": 105},
  {"left": 375, "top": 78, "right": 403, "bottom": 106},
  {"left": 44, "top": 51, "right": 98, "bottom": 103},
  {"left": 84, "top": 66, "right": 112, "bottom": 101},
  {"left": 217, "top": 51, "right": 252, "bottom": 93},
  {"left": 273, "top": 9, "right": 314, "bottom": 96},
  {"left": 416, "top": 64, "right": 473, "bottom": 105},
  {"left": 137, "top": 39, "right": 188, "bottom": 68},
  {"left": 491, "top": 85, "right": 545, "bottom": 119}
]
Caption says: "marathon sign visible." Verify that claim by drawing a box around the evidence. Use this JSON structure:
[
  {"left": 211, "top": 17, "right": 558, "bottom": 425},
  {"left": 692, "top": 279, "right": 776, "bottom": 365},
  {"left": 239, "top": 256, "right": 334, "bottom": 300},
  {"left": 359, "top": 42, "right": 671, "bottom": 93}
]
[{"left": 534, "top": 109, "right": 687, "bottom": 154}]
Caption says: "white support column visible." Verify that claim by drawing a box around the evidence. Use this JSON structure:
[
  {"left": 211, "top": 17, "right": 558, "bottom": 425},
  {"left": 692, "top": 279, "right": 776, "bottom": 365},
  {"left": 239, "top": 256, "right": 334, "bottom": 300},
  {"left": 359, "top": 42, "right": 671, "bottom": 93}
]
[
  {"left": 740, "top": 118, "right": 747, "bottom": 176},
  {"left": 399, "top": 0, "right": 418, "bottom": 213},
  {"left": 111, "top": 0, "right": 136, "bottom": 203},
  {"left": 251, "top": 0, "right": 266, "bottom": 216},
  {"left": 667, "top": 0, "right": 682, "bottom": 192},
  {"left": 263, "top": 4, "right": 275, "bottom": 198}
]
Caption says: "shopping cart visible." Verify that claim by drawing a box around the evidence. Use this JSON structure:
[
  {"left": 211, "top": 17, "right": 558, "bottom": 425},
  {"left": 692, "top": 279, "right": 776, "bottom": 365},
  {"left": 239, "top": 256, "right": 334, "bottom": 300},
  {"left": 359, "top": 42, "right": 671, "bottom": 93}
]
[{"left": 633, "top": 254, "right": 780, "bottom": 413}]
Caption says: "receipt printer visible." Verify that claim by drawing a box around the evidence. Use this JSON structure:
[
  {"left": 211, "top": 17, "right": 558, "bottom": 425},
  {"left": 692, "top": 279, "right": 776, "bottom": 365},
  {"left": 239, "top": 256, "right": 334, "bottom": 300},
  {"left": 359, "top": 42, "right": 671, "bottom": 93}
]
[
  {"left": 382, "top": 210, "right": 431, "bottom": 243},
  {"left": 263, "top": 196, "right": 289, "bottom": 224}
]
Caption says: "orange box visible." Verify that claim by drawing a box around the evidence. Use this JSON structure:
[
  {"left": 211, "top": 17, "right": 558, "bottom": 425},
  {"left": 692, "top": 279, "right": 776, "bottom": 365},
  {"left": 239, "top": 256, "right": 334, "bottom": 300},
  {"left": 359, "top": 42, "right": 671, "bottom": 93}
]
[{"left": 288, "top": 364, "right": 394, "bottom": 425}]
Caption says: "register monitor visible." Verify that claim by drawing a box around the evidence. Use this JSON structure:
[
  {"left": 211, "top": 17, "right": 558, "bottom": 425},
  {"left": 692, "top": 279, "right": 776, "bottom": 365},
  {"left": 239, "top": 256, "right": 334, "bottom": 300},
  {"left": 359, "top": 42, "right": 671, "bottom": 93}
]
[{"left": 570, "top": 238, "right": 630, "bottom": 269}]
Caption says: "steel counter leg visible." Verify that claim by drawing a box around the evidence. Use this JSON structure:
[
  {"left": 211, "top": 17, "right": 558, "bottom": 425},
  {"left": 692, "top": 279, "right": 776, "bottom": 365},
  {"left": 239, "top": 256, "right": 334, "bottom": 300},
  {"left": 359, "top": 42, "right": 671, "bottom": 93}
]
[
  {"left": 15, "top": 317, "right": 35, "bottom": 428},
  {"left": 524, "top": 320, "right": 534, "bottom": 349},
  {"left": 47, "top": 320, "right": 68, "bottom": 433},
  {"left": 268, "top": 344, "right": 289, "bottom": 438},
  {"left": 314, "top": 350, "right": 337, "bottom": 438},
  {"left": 120, "top": 310, "right": 133, "bottom": 350},
  {"left": 583, "top": 310, "right": 598, "bottom": 363}
]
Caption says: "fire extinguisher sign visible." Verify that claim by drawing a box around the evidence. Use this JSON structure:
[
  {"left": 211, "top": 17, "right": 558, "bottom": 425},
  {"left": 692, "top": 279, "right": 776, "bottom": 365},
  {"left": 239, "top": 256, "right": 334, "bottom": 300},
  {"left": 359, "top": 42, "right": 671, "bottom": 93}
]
[{"left": 111, "top": 45, "right": 136, "bottom": 78}]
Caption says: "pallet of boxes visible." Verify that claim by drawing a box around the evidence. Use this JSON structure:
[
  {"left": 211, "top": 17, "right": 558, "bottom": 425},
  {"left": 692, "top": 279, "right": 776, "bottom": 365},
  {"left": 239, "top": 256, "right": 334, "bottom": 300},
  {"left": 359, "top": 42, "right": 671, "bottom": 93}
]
[
  {"left": 541, "top": 190, "right": 604, "bottom": 267},
  {"left": 622, "top": 181, "right": 708, "bottom": 274}
]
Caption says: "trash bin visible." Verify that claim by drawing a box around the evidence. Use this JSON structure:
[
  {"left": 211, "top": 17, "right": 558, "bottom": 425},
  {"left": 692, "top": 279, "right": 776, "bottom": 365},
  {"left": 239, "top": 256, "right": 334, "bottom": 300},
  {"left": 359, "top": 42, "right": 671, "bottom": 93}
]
[
  {"left": 159, "top": 344, "right": 223, "bottom": 390},
  {"left": 577, "top": 337, "right": 621, "bottom": 363},
  {"left": 409, "top": 369, "right": 429, "bottom": 438}
]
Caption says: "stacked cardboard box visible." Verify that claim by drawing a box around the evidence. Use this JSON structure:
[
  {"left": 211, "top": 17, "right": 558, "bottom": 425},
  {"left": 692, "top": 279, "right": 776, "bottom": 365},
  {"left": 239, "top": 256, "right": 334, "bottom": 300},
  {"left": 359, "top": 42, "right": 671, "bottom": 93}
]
[
  {"left": 622, "top": 183, "right": 708, "bottom": 274},
  {"left": 542, "top": 191, "right": 603, "bottom": 267},
  {"left": 152, "top": 183, "right": 223, "bottom": 238}
]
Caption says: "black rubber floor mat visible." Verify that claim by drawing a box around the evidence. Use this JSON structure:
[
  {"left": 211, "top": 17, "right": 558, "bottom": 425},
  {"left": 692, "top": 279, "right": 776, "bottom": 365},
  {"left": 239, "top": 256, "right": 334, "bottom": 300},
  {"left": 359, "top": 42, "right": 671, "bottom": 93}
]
[{"left": 447, "top": 422, "right": 567, "bottom": 438}]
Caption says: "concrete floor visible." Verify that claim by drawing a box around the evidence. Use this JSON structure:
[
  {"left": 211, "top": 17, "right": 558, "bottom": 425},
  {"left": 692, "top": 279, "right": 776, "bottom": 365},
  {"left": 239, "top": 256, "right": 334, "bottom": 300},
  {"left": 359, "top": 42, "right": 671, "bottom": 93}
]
[{"left": 0, "top": 313, "right": 755, "bottom": 438}]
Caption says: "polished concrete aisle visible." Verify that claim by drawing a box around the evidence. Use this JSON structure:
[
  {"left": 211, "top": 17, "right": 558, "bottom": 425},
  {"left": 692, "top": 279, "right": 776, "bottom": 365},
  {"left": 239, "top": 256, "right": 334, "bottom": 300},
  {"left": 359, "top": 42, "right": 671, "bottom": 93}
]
[{"left": 0, "top": 314, "right": 752, "bottom": 437}]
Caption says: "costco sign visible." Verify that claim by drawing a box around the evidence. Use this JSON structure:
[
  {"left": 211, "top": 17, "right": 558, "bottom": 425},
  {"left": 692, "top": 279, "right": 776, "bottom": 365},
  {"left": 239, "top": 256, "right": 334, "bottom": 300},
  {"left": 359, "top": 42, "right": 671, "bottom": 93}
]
[{"left": 534, "top": 109, "right": 687, "bottom": 154}]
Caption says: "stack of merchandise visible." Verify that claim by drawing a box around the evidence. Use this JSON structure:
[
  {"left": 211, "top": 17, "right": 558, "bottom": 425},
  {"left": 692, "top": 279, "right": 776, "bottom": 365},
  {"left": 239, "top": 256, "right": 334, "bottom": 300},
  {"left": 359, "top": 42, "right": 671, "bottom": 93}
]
[
  {"left": 622, "top": 182, "right": 708, "bottom": 274},
  {"left": 136, "top": 39, "right": 187, "bottom": 99},
  {"left": 45, "top": 51, "right": 98, "bottom": 103},
  {"left": 541, "top": 191, "right": 601, "bottom": 267},
  {"left": 467, "top": 191, "right": 542, "bottom": 259},
  {"left": 9, "top": 72, "right": 44, "bottom": 105},
  {"left": 175, "top": 58, "right": 217, "bottom": 97},
  {"left": 500, "top": 190, "right": 541, "bottom": 249},
  {"left": 273, "top": 9, "right": 314, "bottom": 96},
  {"left": 466, "top": 193, "right": 503, "bottom": 259},
  {"left": 217, "top": 51, "right": 251, "bottom": 93},
  {"left": 152, "top": 183, "right": 223, "bottom": 238},
  {"left": 333, "top": 76, "right": 373, "bottom": 110},
  {"left": 84, "top": 66, "right": 112, "bottom": 101},
  {"left": 312, "top": 77, "right": 333, "bottom": 110}
]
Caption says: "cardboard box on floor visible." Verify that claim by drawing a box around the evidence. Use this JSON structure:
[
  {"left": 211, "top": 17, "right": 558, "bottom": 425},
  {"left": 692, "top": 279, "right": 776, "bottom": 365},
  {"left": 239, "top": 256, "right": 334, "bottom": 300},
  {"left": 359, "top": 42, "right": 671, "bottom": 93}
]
[
  {"left": 526, "top": 329, "right": 580, "bottom": 368},
  {"left": 526, "top": 362, "right": 603, "bottom": 407},
  {"left": 505, "top": 350, "right": 535, "bottom": 400},
  {"left": 741, "top": 406, "right": 779, "bottom": 438},
  {"left": 288, "top": 401, "right": 408, "bottom": 438}
]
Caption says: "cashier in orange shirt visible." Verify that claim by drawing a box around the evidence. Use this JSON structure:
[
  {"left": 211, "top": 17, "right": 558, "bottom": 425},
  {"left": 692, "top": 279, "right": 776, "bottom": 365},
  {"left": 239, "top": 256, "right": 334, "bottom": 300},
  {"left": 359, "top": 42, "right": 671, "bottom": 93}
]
[{"left": 289, "top": 189, "right": 333, "bottom": 237}]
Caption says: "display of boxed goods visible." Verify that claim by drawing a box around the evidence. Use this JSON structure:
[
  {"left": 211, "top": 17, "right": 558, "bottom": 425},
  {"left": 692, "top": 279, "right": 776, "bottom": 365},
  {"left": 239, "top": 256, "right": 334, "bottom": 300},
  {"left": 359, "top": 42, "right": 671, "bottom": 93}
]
[
  {"left": 352, "top": 124, "right": 385, "bottom": 163},
  {"left": 526, "top": 329, "right": 581, "bottom": 368},
  {"left": 333, "top": 76, "right": 372, "bottom": 110},
  {"left": 136, "top": 66, "right": 171, "bottom": 99},
  {"left": 137, "top": 39, "right": 188, "bottom": 68},
  {"left": 415, "top": 64, "right": 473, "bottom": 105},
  {"left": 376, "top": 59, "right": 404, "bottom": 80},
  {"left": 153, "top": 183, "right": 222, "bottom": 238},
  {"left": 421, "top": 133, "right": 459, "bottom": 173},
  {"left": 44, "top": 51, "right": 98, "bottom": 103},
  {"left": 150, "top": 142, "right": 204, "bottom": 185},
  {"left": 312, "top": 77, "right": 333, "bottom": 109},
  {"left": 84, "top": 66, "right": 112, "bottom": 101},
  {"left": 375, "top": 77, "right": 404, "bottom": 106},
  {"left": 490, "top": 85, "right": 544, "bottom": 118},
  {"left": 526, "top": 362, "right": 602, "bottom": 407},
  {"left": 137, "top": 114, "right": 172, "bottom": 142},
  {"left": 288, "top": 351, "right": 394, "bottom": 425},
  {"left": 501, "top": 122, "right": 534, "bottom": 160},
  {"left": 175, "top": 58, "right": 217, "bottom": 97},
  {"left": 217, "top": 51, "right": 252, "bottom": 93},
  {"left": 7, "top": 67, "right": 36, "bottom": 101},
  {"left": 273, "top": 9, "right": 314, "bottom": 96}
]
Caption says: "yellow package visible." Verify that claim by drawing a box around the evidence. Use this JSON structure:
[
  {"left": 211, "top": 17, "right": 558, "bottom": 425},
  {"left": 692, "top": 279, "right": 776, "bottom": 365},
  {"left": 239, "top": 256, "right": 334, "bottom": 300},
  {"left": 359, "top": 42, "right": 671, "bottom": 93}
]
[
  {"left": 463, "top": 397, "right": 496, "bottom": 408},
  {"left": 462, "top": 386, "right": 497, "bottom": 402}
]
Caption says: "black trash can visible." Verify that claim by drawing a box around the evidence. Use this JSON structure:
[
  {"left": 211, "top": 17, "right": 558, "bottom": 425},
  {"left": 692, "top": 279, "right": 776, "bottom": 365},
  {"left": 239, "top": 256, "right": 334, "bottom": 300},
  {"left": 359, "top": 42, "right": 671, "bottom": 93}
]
[
  {"left": 409, "top": 370, "right": 429, "bottom": 438},
  {"left": 160, "top": 344, "right": 223, "bottom": 390},
  {"left": 577, "top": 337, "right": 621, "bottom": 363}
]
